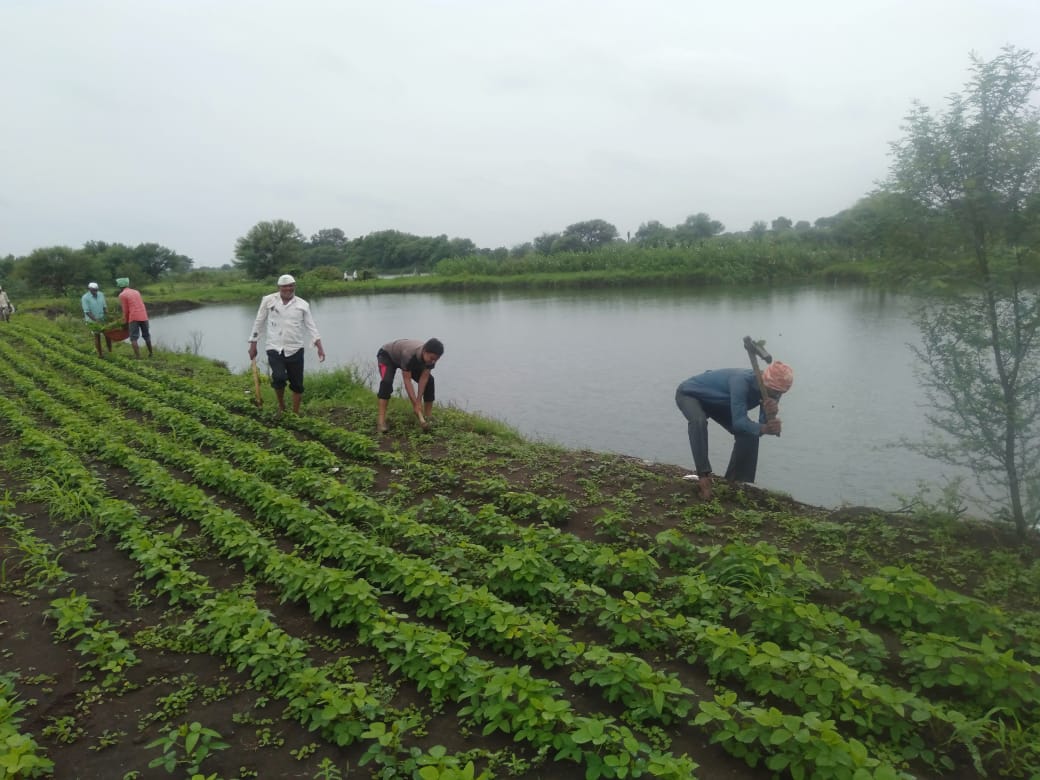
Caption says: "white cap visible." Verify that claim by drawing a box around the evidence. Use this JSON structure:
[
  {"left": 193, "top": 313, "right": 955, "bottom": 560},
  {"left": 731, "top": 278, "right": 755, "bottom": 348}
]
[
  {"left": 88, "top": 282, "right": 99, "bottom": 290},
  {"left": 277, "top": 274, "right": 296, "bottom": 286}
]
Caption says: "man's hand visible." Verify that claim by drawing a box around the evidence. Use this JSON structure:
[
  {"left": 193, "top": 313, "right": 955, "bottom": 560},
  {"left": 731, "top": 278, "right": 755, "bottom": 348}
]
[
  {"left": 315, "top": 340, "right": 326, "bottom": 362},
  {"left": 762, "top": 418, "right": 782, "bottom": 436},
  {"left": 762, "top": 398, "right": 780, "bottom": 416},
  {"left": 247, "top": 342, "right": 257, "bottom": 360}
]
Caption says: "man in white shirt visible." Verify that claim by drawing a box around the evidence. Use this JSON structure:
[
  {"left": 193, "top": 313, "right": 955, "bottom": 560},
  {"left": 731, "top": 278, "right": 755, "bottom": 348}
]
[{"left": 247, "top": 274, "right": 325, "bottom": 414}]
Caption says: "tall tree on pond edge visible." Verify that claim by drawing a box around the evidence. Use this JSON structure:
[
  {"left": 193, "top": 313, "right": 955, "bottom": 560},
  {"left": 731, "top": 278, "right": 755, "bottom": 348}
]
[
  {"left": 234, "top": 220, "right": 305, "bottom": 280},
  {"left": 888, "top": 45, "right": 1040, "bottom": 539}
]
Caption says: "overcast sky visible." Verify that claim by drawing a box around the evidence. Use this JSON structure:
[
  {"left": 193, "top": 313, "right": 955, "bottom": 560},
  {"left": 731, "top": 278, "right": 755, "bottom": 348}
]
[{"left": 2, "top": 1, "right": 1038, "bottom": 267}]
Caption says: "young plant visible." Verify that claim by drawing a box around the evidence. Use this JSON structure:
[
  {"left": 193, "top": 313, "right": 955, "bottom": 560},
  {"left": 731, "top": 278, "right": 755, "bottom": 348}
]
[{"left": 146, "top": 721, "right": 229, "bottom": 775}]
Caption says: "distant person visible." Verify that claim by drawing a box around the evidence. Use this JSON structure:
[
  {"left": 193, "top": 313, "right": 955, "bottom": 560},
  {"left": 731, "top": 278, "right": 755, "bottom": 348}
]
[
  {"left": 81, "top": 282, "right": 109, "bottom": 356},
  {"left": 376, "top": 338, "right": 444, "bottom": 433},
  {"left": 674, "top": 362, "right": 794, "bottom": 500},
  {"left": 247, "top": 274, "right": 325, "bottom": 414},
  {"left": 0, "top": 285, "right": 12, "bottom": 322},
  {"left": 116, "top": 277, "right": 152, "bottom": 358}
]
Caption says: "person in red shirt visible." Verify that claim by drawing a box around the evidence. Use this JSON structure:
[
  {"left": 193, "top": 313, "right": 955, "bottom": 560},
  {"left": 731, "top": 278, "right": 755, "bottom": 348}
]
[{"left": 116, "top": 277, "right": 152, "bottom": 358}]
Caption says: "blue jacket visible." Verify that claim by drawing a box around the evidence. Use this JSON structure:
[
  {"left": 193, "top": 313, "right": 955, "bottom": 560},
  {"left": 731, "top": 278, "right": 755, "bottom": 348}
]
[{"left": 677, "top": 368, "right": 766, "bottom": 436}]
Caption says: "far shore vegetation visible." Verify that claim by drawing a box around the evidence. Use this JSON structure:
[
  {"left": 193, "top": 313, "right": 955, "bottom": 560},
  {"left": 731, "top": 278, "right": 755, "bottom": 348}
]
[{"left": 6, "top": 233, "right": 1036, "bottom": 318}]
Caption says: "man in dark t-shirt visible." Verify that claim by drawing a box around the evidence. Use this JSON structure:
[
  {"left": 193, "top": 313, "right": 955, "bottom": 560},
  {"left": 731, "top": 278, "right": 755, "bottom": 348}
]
[{"left": 376, "top": 337, "right": 445, "bottom": 433}]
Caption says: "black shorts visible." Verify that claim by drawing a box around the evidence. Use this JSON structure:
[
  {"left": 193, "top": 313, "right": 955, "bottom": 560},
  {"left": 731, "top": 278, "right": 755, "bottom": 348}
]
[
  {"left": 377, "top": 349, "right": 434, "bottom": 401},
  {"left": 267, "top": 348, "right": 305, "bottom": 393}
]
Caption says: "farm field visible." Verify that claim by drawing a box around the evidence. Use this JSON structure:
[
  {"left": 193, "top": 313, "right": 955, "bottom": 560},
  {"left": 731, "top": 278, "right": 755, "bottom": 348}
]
[{"left": 1, "top": 315, "right": 1039, "bottom": 780}]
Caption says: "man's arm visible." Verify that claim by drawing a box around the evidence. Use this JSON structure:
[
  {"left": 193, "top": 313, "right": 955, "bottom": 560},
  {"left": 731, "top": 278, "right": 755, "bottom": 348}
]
[
  {"left": 728, "top": 374, "right": 767, "bottom": 436},
  {"left": 415, "top": 371, "right": 431, "bottom": 404},
  {"left": 412, "top": 370, "right": 430, "bottom": 425},
  {"left": 302, "top": 308, "right": 325, "bottom": 362},
  {"left": 401, "top": 370, "right": 421, "bottom": 406},
  {"left": 247, "top": 299, "right": 269, "bottom": 360}
]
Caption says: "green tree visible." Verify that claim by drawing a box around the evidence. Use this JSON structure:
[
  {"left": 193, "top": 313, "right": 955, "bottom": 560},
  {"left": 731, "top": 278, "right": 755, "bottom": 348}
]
[
  {"left": 234, "top": 220, "right": 304, "bottom": 279},
  {"left": 559, "top": 219, "right": 619, "bottom": 251},
  {"left": 823, "top": 191, "right": 935, "bottom": 258},
  {"left": 550, "top": 232, "right": 587, "bottom": 253},
  {"left": 79, "top": 240, "right": 128, "bottom": 285},
  {"left": 771, "top": 216, "right": 793, "bottom": 232},
  {"left": 887, "top": 45, "right": 1040, "bottom": 538},
  {"left": 533, "top": 232, "right": 559, "bottom": 255},
  {"left": 21, "top": 246, "right": 81, "bottom": 296},
  {"left": 345, "top": 230, "right": 476, "bottom": 272},
  {"left": 674, "top": 213, "right": 724, "bottom": 244},
  {"left": 632, "top": 220, "right": 674, "bottom": 248},
  {"left": 309, "top": 228, "right": 347, "bottom": 248},
  {"left": 129, "top": 243, "right": 193, "bottom": 281},
  {"left": 300, "top": 244, "right": 348, "bottom": 270}
]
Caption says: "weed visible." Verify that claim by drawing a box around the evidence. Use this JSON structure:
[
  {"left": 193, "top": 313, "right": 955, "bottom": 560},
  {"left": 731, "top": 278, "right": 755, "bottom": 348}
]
[
  {"left": 590, "top": 509, "right": 628, "bottom": 540},
  {"left": 312, "top": 757, "right": 345, "bottom": 779},
  {"left": 255, "top": 727, "right": 284, "bottom": 748},
  {"left": 42, "top": 715, "right": 84, "bottom": 744},
  {"left": 291, "top": 742, "right": 318, "bottom": 760},
  {"left": 91, "top": 728, "right": 126, "bottom": 751}
]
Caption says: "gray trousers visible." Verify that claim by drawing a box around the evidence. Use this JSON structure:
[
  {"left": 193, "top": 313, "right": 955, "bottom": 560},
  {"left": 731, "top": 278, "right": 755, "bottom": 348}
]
[{"left": 675, "top": 389, "right": 760, "bottom": 482}]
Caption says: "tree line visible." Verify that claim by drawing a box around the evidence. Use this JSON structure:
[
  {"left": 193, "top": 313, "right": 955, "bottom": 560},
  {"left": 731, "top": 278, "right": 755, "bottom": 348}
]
[
  {"left": 1, "top": 207, "right": 893, "bottom": 295},
  {"left": 0, "top": 241, "right": 192, "bottom": 298},
  {"left": 0, "top": 195, "right": 941, "bottom": 296}
]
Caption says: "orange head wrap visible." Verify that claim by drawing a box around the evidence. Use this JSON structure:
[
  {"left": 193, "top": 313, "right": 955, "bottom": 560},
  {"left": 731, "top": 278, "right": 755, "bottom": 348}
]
[{"left": 762, "top": 361, "right": 794, "bottom": 393}]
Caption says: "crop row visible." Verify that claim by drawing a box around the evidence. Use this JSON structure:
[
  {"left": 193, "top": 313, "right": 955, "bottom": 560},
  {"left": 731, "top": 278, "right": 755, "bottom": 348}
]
[{"left": 0, "top": 673, "right": 53, "bottom": 778}]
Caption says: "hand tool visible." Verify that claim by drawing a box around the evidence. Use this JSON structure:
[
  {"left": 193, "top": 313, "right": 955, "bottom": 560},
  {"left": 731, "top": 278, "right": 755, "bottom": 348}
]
[
  {"left": 743, "top": 335, "right": 778, "bottom": 436},
  {"left": 251, "top": 358, "right": 263, "bottom": 408}
]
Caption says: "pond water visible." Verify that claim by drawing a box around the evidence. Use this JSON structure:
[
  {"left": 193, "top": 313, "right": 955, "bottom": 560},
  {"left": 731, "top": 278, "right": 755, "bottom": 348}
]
[{"left": 151, "top": 284, "right": 969, "bottom": 511}]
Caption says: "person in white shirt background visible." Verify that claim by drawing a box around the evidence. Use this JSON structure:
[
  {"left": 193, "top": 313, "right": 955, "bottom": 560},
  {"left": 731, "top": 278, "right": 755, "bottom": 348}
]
[{"left": 0, "top": 285, "right": 13, "bottom": 322}]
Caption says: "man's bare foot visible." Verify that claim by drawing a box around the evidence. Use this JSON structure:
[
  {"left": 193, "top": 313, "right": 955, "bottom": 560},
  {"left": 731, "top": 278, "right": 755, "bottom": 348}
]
[{"left": 697, "top": 473, "right": 713, "bottom": 500}]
